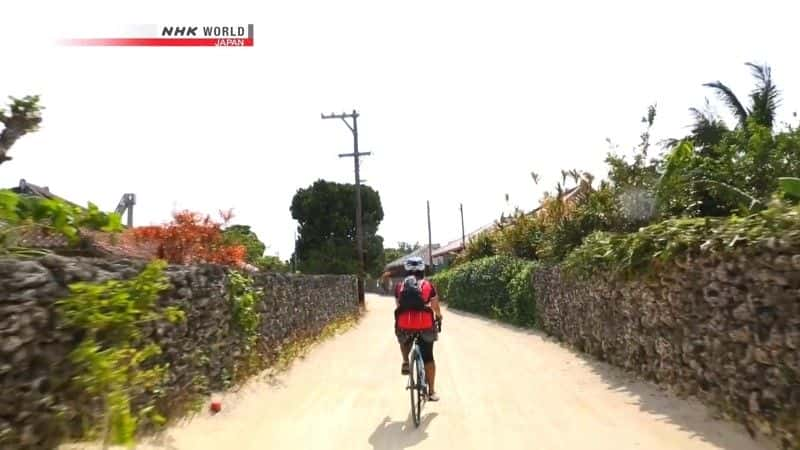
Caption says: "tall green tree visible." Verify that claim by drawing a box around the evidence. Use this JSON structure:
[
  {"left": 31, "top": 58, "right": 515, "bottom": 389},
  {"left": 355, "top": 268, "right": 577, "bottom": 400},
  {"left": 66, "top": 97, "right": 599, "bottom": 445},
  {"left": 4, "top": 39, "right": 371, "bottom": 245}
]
[
  {"left": 397, "top": 241, "right": 420, "bottom": 254},
  {"left": 290, "top": 179, "right": 385, "bottom": 275}
]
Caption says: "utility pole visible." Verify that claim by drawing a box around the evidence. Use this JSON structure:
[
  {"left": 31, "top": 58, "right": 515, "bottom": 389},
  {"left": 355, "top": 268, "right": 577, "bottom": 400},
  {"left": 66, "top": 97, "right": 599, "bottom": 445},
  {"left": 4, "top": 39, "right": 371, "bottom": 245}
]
[
  {"left": 460, "top": 203, "right": 466, "bottom": 249},
  {"left": 427, "top": 200, "right": 433, "bottom": 274},
  {"left": 322, "top": 109, "right": 370, "bottom": 305},
  {"left": 292, "top": 230, "right": 297, "bottom": 273}
]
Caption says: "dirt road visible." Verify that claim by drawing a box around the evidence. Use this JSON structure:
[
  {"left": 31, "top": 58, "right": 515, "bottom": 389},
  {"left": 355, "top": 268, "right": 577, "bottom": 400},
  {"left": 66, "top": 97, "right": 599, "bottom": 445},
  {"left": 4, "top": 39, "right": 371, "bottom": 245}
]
[{"left": 136, "top": 294, "right": 774, "bottom": 450}]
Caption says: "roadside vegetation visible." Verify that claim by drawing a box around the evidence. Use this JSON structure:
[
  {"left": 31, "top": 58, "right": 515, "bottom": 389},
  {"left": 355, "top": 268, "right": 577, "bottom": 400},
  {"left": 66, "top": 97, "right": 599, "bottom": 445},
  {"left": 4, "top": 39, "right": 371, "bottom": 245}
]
[{"left": 433, "top": 61, "right": 800, "bottom": 321}]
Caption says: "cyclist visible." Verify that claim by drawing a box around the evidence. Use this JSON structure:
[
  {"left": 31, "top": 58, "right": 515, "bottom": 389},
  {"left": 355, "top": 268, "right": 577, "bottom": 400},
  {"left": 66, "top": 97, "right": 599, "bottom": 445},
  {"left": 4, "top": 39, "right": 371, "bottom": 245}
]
[{"left": 394, "top": 256, "right": 443, "bottom": 401}]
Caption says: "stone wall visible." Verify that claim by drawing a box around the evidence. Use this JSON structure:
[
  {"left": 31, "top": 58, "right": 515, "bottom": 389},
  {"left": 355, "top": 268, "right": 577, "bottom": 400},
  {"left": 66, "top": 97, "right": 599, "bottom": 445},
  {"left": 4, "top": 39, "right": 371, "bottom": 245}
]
[
  {"left": 0, "top": 255, "right": 358, "bottom": 449},
  {"left": 533, "top": 250, "right": 800, "bottom": 446}
]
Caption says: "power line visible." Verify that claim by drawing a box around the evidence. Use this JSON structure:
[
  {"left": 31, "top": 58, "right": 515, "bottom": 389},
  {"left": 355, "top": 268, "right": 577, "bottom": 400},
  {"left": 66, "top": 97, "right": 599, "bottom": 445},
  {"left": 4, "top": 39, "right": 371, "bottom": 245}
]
[
  {"left": 321, "top": 110, "right": 371, "bottom": 305},
  {"left": 427, "top": 200, "right": 433, "bottom": 273}
]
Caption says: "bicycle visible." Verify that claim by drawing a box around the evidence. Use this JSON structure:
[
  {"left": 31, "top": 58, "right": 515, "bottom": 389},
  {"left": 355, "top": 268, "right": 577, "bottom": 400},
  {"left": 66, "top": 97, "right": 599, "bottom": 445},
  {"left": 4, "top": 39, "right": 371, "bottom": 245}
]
[{"left": 406, "top": 318, "right": 441, "bottom": 427}]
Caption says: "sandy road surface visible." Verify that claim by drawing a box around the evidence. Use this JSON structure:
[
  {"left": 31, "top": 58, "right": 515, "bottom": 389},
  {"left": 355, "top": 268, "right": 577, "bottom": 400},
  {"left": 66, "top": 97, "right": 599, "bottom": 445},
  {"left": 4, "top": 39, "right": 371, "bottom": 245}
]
[{"left": 129, "top": 294, "right": 774, "bottom": 450}]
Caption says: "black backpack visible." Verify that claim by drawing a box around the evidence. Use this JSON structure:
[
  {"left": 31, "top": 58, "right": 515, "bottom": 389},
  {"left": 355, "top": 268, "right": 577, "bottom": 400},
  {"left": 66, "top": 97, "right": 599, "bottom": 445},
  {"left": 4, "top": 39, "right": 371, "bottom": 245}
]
[{"left": 397, "top": 276, "right": 428, "bottom": 311}]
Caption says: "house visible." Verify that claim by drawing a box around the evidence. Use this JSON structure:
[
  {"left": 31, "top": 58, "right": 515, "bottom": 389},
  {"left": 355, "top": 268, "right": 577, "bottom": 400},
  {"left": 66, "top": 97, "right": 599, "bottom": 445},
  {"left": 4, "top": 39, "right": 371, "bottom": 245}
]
[
  {"left": 379, "top": 244, "right": 443, "bottom": 292},
  {"left": 12, "top": 179, "right": 81, "bottom": 208},
  {"left": 383, "top": 244, "right": 442, "bottom": 277},
  {"left": 431, "top": 222, "right": 496, "bottom": 268}
]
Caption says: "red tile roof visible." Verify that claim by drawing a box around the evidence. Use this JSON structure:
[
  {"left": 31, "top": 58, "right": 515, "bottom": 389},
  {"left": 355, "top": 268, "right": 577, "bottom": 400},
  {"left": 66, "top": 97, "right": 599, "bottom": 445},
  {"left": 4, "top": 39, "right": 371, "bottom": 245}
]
[{"left": 431, "top": 222, "right": 496, "bottom": 258}]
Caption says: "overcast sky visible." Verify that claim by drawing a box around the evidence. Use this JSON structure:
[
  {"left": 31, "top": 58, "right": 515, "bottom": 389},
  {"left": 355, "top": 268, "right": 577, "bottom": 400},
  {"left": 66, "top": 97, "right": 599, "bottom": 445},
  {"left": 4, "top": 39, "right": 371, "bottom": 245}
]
[{"left": 1, "top": 0, "right": 799, "bottom": 260}]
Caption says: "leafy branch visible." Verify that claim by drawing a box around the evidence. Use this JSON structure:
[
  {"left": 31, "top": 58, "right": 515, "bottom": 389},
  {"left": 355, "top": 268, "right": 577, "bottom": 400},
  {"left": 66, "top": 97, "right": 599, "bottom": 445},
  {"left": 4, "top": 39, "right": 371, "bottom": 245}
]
[{"left": 57, "top": 260, "right": 184, "bottom": 447}]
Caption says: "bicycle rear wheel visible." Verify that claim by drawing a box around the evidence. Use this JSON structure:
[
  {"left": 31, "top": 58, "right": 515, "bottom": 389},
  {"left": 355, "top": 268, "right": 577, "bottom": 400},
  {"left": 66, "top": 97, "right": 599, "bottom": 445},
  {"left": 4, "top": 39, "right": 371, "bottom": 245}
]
[
  {"left": 409, "top": 350, "right": 422, "bottom": 427},
  {"left": 415, "top": 354, "right": 425, "bottom": 424}
]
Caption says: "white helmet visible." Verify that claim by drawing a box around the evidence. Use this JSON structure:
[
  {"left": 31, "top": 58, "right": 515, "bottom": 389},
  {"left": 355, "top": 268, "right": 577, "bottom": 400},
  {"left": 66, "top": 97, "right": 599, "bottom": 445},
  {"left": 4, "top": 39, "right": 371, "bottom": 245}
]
[{"left": 403, "top": 256, "right": 425, "bottom": 272}]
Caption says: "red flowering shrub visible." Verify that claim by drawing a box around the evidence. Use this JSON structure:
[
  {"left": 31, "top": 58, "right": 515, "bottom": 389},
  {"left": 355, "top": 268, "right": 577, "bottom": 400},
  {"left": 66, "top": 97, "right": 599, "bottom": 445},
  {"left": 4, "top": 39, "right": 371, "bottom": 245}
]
[{"left": 132, "top": 209, "right": 246, "bottom": 266}]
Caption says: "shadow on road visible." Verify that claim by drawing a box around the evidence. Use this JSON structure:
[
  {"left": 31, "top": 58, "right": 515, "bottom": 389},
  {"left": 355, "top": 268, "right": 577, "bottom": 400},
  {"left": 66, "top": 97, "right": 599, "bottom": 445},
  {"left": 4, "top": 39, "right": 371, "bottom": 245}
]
[
  {"left": 367, "top": 412, "right": 438, "bottom": 450},
  {"left": 578, "top": 356, "right": 777, "bottom": 450},
  {"left": 445, "top": 306, "right": 777, "bottom": 450}
]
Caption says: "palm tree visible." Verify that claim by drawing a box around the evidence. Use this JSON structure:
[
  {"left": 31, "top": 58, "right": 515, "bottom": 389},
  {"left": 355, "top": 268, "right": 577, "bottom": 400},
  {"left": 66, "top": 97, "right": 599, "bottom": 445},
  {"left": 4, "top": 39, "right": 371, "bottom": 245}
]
[
  {"left": 681, "top": 62, "right": 779, "bottom": 150},
  {"left": 704, "top": 62, "right": 779, "bottom": 128}
]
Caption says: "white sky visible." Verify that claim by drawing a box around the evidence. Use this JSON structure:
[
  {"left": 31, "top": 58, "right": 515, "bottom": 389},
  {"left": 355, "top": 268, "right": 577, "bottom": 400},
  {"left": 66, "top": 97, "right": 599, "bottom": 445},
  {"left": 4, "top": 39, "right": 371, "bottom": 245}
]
[{"left": 1, "top": 1, "right": 799, "bottom": 260}]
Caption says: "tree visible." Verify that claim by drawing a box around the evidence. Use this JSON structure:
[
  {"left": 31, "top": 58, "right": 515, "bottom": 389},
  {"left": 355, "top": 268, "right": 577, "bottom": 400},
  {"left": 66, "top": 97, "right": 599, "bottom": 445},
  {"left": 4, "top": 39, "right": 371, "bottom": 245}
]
[
  {"left": 290, "top": 179, "right": 385, "bottom": 275},
  {"left": 397, "top": 241, "right": 420, "bottom": 254},
  {"left": 704, "top": 62, "right": 779, "bottom": 129},
  {"left": 658, "top": 63, "right": 797, "bottom": 218},
  {"left": 658, "top": 123, "right": 800, "bottom": 218},
  {"left": 686, "top": 100, "right": 730, "bottom": 154},
  {"left": 381, "top": 242, "right": 421, "bottom": 274},
  {"left": 383, "top": 247, "right": 406, "bottom": 264},
  {"left": 684, "top": 62, "right": 780, "bottom": 150},
  {"left": 222, "top": 225, "right": 266, "bottom": 263},
  {"left": 0, "top": 95, "right": 43, "bottom": 165}
]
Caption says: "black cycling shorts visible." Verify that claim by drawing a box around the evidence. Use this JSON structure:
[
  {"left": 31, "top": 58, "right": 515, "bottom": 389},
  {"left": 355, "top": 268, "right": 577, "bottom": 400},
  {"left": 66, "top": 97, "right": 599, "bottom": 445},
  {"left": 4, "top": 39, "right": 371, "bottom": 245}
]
[{"left": 402, "top": 336, "right": 434, "bottom": 363}]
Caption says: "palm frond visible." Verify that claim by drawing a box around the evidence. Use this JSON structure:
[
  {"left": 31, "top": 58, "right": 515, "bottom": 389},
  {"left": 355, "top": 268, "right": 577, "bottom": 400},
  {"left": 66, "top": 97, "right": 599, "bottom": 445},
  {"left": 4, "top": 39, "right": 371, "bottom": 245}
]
[
  {"left": 695, "top": 179, "right": 763, "bottom": 211},
  {"left": 659, "top": 137, "right": 681, "bottom": 149},
  {"left": 746, "top": 62, "right": 780, "bottom": 129},
  {"left": 688, "top": 106, "right": 729, "bottom": 150},
  {"left": 703, "top": 81, "right": 749, "bottom": 127}
]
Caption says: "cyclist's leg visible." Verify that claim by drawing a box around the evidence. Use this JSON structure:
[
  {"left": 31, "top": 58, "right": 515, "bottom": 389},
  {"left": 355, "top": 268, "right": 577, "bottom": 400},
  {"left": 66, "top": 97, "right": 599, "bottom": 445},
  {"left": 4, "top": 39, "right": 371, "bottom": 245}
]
[
  {"left": 419, "top": 339, "right": 437, "bottom": 399},
  {"left": 397, "top": 332, "right": 412, "bottom": 374}
]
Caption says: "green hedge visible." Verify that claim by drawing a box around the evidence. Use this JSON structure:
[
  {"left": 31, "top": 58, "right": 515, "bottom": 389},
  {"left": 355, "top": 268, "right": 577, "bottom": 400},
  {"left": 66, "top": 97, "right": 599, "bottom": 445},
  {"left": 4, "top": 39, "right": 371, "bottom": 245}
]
[
  {"left": 562, "top": 202, "right": 800, "bottom": 280},
  {"left": 431, "top": 255, "right": 537, "bottom": 327}
]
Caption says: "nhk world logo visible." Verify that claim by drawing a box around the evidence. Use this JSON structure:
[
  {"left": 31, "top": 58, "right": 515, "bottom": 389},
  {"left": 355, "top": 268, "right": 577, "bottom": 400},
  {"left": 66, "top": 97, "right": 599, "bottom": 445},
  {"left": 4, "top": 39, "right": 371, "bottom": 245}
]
[{"left": 59, "top": 24, "right": 254, "bottom": 47}]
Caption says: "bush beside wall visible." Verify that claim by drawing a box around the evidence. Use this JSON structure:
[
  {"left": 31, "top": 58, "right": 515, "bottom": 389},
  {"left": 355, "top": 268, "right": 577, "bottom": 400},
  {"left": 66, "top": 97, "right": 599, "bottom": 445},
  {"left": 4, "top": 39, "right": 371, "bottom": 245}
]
[{"left": 431, "top": 255, "right": 537, "bottom": 327}]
